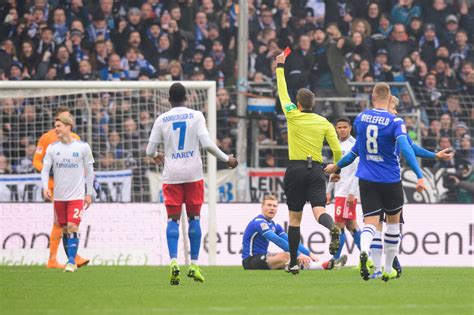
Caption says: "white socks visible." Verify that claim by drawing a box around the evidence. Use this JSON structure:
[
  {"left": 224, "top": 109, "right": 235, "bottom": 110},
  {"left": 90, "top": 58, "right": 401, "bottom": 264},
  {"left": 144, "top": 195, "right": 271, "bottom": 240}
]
[
  {"left": 360, "top": 224, "right": 377, "bottom": 254},
  {"left": 384, "top": 224, "right": 401, "bottom": 274},
  {"left": 371, "top": 230, "right": 383, "bottom": 273}
]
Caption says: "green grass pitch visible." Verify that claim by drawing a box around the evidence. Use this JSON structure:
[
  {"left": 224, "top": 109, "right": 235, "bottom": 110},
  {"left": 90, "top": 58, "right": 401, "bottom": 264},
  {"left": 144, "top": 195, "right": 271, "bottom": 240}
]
[{"left": 1, "top": 266, "right": 473, "bottom": 315}]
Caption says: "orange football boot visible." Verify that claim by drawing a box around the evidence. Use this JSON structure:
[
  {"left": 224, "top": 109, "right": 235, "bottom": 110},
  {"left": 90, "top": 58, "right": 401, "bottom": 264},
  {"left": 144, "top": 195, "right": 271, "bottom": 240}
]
[
  {"left": 75, "top": 255, "right": 90, "bottom": 268},
  {"left": 46, "top": 258, "right": 65, "bottom": 269}
]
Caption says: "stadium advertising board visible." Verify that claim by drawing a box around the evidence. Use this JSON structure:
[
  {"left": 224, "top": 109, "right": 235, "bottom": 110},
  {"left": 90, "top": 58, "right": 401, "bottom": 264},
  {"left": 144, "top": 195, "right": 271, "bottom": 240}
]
[
  {"left": 1, "top": 203, "right": 471, "bottom": 267},
  {"left": 0, "top": 170, "right": 133, "bottom": 202}
]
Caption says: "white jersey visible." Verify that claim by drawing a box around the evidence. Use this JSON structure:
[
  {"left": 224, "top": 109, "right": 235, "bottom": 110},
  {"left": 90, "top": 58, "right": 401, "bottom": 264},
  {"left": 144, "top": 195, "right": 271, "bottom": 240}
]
[
  {"left": 149, "top": 107, "right": 209, "bottom": 184},
  {"left": 43, "top": 140, "right": 95, "bottom": 200},
  {"left": 327, "top": 136, "right": 360, "bottom": 198}
]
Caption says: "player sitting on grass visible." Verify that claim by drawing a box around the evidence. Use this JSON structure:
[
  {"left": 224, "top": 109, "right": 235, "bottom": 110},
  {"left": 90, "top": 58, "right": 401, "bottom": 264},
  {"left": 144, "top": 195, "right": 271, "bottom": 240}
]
[
  {"left": 41, "top": 115, "right": 95, "bottom": 273},
  {"left": 242, "top": 195, "right": 342, "bottom": 271}
]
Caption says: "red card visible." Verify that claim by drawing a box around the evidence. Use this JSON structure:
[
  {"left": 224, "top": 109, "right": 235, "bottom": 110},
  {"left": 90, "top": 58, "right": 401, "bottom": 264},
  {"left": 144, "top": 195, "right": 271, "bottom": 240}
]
[{"left": 283, "top": 47, "right": 292, "bottom": 57}]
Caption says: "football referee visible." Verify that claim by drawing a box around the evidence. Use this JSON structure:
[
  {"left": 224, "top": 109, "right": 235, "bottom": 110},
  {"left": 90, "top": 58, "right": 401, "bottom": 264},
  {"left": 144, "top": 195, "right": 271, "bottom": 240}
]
[{"left": 275, "top": 52, "right": 343, "bottom": 274}]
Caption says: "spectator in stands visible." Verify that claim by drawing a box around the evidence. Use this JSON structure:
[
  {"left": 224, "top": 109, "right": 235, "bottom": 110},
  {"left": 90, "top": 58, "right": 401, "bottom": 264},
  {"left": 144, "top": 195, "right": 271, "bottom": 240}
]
[
  {"left": 51, "top": 6, "right": 68, "bottom": 45},
  {"left": 422, "top": 119, "right": 441, "bottom": 167},
  {"left": 445, "top": 94, "right": 468, "bottom": 123},
  {"left": 283, "top": 34, "right": 313, "bottom": 99},
  {"left": 1, "top": 98, "right": 18, "bottom": 137},
  {"left": 350, "top": 31, "right": 372, "bottom": 66},
  {"left": 90, "top": 39, "right": 108, "bottom": 72},
  {"left": 14, "top": 144, "right": 35, "bottom": 174},
  {"left": 423, "top": 73, "right": 443, "bottom": 107},
  {"left": 425, "top": 0, "right": 453, "bottom": 32},
  {"left": 194, "top": 10, "right": 209, "bottom": 48},
  {"left": 19, "top": 40, "right": 39, "bottom": 77},
  {"left": 166, "top": 60, "right": 184, "bottom": 81},
  {"left": 202, "top": 55, "right": 223, "bottom": 87},
  {"left": 390, "top": 0, "right": 421, "bottom": 26},
  {"left": 366, "top": 2, "right": 381, "bottom": 33},
  {"left": 0, "top": 39, "right": 13, "bottom": 74},
  {"left": 216, "top": 136, "right": 233, "bottom": 170},
  {"left": 434, "top": 136, "right": 455, "bottom": 169},
  {"left": 98, "top": 0, "right": 115, "bottom": 29},
  {"left": 87, "top": 11, "right": 110, "bottom": 44},
  {"left": 407, "top": 16, "right": 423, "bottom": 43},
  {"left": 311, "top": 23, "right": 354, "bottom": 118},
  {"left": 122, "top": 117, "right": 140, "bottom": 157},
  {"left": 433, "top": 57, "right": 458, "bottom": 89},
  {"left": 78, "top": 59, "right": 98, "bottom": 80},
  {"left": 419, "top": 23, "right": 439, "bottom": 69},
  {"left": 440, "top": 113, "right": 454, "bottom": 139},
  {"left": 456, "top": 134, "right": 474, "bottom": 165},
  {"left": 458, "top": 61, "right": 473, "bottom": 91},
  {"left": 98, "top": 151, "right": 124, "bottom": 171},
  {"left": 398, "top": 56, "right": 422, "bottom": 87},
  {"left": 386, "top": 23, "right": 413, "bottom": 71},
  {"left": 249, "top": 7, "right": 277, "bottom": 42},
  {"left": 36, "top": 26, "right": 55, "bottom": 58},
  {"left": 459, "top": 1, "right": 474, "bottom": 42},
  {"left": 68, "top": 28, "right": 89, "bottom": 63},
  {"left": 465, "top": 67, "right": 474, "bottom": 94},
  {"left": 107, "top": 130, "right": 125, "bottom": 160},
  {"left": 5, "top": 61, "right": 27, "bottom": 80},
  {"left": 373, "top": 48, "right": 394, "bottom": 81},
  {"left": 454, "top": 122, "right": 469, "bottom": 150},
  {"left": 55, "top": 45, "right": 77, "bottom": 80},
  {"left": 450, "top": 29, "right": 474, "bottom": 72},
  {"left": 216, "top": 87, "right": 237, "bottom": 140},
  {"left": 121, "top": 47, "right": 156, "bottom": 80},
  {"left": 138, "top": 110, "right": 154, "bottom": 141},
  {"left": 100, "top": 53, "right": 129, "bottom": 80},
  {"left": 442, "top": 14, "right": 459, "bottom": 50},
  {"left": 374, "top": 13, "right": 392, "bottom": 39},
  {"left": 0, "top": 154, "right": 12, "bottom": 174}
]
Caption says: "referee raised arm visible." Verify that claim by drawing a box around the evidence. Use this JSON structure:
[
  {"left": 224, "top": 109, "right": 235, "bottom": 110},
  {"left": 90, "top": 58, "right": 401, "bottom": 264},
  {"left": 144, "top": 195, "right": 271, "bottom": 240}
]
[{"left": 275, "top": 52, "right": 343, "bottom": 274}]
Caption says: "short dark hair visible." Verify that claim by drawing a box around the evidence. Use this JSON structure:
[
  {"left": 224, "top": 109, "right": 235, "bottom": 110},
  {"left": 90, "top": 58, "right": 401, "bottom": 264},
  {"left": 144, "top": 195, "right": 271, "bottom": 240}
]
[
  {"left": 296, "top": 88, "right": 314, "bottom": 110},
  {"left": 335, "top": 117, "right": 351, "bottom": 125},
  {"left": 169, "top": 82, "right": 186, "bottom": 105},
  {"left": 55, "top": 106, "right": 70, "bottom": 116}
]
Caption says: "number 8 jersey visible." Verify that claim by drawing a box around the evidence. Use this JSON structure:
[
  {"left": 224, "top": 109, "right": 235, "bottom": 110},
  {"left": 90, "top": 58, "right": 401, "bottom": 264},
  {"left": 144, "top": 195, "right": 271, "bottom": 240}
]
[
  {"left": 351, "top": 108, "right": 408, "bottom": 183},
  {"left": 149, "top": 107, "right": 209, "bottom": 184}
]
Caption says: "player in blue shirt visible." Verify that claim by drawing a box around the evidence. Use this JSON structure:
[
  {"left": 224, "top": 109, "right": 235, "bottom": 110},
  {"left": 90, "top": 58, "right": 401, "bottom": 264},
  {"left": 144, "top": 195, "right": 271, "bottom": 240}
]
[
  {"left": 325, "top": 83, "right": 426, "bottom": 282},
  {"left": 367, "top": 96, "right": 454, "bottom": 279},
  {"left": 242, "top": 195, "right": 337, "bottom": 271}
]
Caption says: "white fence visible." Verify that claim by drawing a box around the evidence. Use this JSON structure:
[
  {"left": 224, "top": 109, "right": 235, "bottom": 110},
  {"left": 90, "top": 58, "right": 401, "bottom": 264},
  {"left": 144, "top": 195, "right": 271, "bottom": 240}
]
[{"left": 1, "top": 203, "right": 472, "bottom": 267}]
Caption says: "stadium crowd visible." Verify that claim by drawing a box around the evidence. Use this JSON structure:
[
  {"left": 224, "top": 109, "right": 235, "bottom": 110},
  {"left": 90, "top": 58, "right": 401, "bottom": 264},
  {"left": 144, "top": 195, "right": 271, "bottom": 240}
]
[{"left": 0, "top": 0, "right": 473, "bottom": 202}]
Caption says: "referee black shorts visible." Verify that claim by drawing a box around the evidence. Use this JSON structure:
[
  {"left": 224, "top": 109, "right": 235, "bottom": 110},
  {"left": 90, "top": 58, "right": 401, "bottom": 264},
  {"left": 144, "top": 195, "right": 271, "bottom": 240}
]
[
  {"left": 359, "top": 179, "right": 404, "bottom": 218},
  {"left": 283, "top": 161, "right": 326, "bottom": 212}
]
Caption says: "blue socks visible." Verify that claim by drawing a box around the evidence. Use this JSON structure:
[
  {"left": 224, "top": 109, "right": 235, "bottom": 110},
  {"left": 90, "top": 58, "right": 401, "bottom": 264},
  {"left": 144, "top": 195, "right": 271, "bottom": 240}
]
[
  {"left": 166, "top": 220, "right": 180, "bottom": 259},
  {"left": 188, "top": 217, "right": 202, "bottom": 261},
  {"left": 67, "top": 233, "right": 79, "bottom": 264},
  {"left": 351, "top": 227, "right": 361, "bottom": 250},
  {"left": 333, "top": 229, "right": 346, "bottom": 259}
]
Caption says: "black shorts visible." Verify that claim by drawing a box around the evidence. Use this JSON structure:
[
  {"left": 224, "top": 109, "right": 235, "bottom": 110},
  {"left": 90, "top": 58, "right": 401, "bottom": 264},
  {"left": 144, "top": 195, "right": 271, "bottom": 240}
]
[
  {"left": 359, "top": 179, "right": 404, "bottom": 218},
  {"left": 283, "top": 161, "right": 326, "bottom": 211},
  {"left": 380, "top": 211, "right": 405, "bottom": 224},
  {"left": 242, "top": 254, "right": 269, "bottom": 270}
]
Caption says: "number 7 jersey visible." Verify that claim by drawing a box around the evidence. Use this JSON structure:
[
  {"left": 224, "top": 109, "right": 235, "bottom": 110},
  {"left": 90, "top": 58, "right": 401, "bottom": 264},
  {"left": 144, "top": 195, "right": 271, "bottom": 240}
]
[
  {"left": 352, "top": 108, "right": 408, "bottom": 183},
  {"left": 149, "top": 107, "right": 209, "bottom": 184}
]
